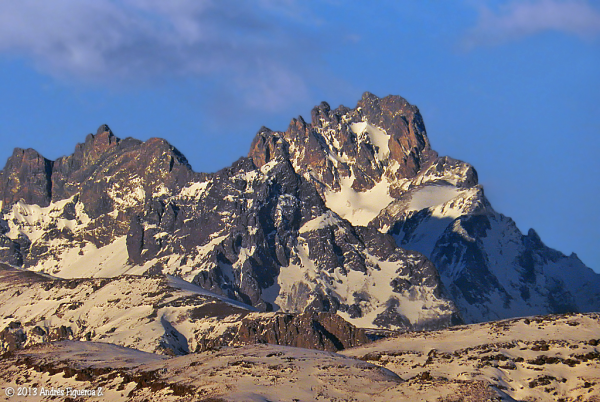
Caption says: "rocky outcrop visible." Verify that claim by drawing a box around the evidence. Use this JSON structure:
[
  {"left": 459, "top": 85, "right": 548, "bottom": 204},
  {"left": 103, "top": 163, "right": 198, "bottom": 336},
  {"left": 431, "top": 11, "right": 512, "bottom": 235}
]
[
  {"left": 193, "top": 311, "right": 368, "bottom": 353},
  {"left": 0, "top": 124, "right": 201, "bottom": 269},
  {"left": 1, "top": 124, "right": 196, "bottom": 217},
  {"left": 120, "top": 153, "right": 459, "bottom": 330}
]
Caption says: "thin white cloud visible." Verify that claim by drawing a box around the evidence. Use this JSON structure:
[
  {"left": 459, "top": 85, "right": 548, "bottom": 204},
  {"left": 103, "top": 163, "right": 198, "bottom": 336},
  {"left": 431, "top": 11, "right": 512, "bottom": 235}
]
[
  {"left": 465, "top": 0, "right": 600, "bottom": 47},
  {"left": 0, "top": 0, "right": 321, "bottom": 111}
]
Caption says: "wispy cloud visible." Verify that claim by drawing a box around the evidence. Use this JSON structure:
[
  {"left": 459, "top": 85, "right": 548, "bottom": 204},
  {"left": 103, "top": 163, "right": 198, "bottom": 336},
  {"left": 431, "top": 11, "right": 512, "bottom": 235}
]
[
  {"left": 0, "top": 0, "right": 322, "bottom": 111},
  {"left": 465, "top": 0, "right": 600, "bottom": 47}
]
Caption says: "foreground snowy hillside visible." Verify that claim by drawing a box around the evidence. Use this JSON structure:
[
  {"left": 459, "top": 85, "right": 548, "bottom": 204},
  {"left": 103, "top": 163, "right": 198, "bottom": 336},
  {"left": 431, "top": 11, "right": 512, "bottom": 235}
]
[{"left": 1, "top": 313, "right": 598, "bottom": 401}]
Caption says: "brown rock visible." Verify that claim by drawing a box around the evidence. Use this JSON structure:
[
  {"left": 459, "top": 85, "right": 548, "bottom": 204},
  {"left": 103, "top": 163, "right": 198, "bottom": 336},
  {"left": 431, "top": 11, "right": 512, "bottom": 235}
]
[
  {"left": 0, "top": 148, "right": 53, "bottom": 207},
  {"left": 196, "top": 311, "right": 369, "bottom": 353}
]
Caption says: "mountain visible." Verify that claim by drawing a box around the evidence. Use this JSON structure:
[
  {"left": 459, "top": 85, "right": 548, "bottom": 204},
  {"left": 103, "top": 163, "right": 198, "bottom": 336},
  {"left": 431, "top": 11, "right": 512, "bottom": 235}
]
[{"left": 0, "top": 92, "right": 598, "bottom": 333}]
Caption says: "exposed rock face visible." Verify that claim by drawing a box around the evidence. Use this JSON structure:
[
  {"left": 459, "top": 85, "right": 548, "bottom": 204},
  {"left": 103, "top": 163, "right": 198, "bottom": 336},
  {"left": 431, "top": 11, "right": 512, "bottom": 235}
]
[
  {"left": 0, "top": 124, "right": 199, "bottom": 271},
  {"left": 0, "top": 92, "right": 598, "bottom": 331},
  {"left": 2, "top": 125, "right": 196, "bottom": 218},
  {"left": 50, "top": 125, "right": 196, "bottom": 221},
  {"left": 193, "top": 311, "right": 368, "bottom": 353},
  {"left": 0, "top": 148, "right": 53, "bottom": 207}
]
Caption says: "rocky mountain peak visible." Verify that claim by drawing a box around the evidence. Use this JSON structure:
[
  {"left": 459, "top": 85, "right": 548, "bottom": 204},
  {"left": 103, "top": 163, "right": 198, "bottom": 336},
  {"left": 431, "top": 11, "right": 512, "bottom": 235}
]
[
  {"left": 77, "top": 124, "right": 120, "bottom": 167},
  {"left": 96, "top": 123, "right": 112, "bottom": 135},
  {"left": 0, "top": 126, "right": 197, "bottom": 244},
  {"left": 526, "top": 228, "right": 542, "bottom": 243},
  {"left": 310, "top": 101, "right": 333, "bottom": 126},
  {"left": 249, "top": 92, "right": 438, "bottom": 197}
]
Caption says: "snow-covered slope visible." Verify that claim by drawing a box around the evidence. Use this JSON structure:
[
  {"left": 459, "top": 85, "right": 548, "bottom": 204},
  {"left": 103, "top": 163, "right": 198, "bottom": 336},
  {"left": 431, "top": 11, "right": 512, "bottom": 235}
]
[
  {"left": 0, "top": 264, "right": 251, "bottom": 354},
  {"left": 0, "top": 342, "right": 404, "bottom": 402},
  {"left": 2, "top": 313, "right": 597, "bottom": 401},
  {"left": 0, "top": 264, "right": 369, "bottom": 355},
  {"left": 344, "top": 313, "right": 600, "bottom": 402}
]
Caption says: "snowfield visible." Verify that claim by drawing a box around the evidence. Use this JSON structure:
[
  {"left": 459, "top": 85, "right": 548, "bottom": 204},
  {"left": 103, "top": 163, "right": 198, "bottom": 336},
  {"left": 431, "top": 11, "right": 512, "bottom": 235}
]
[
  {"left": 0, "top": 264, "right": 255, "bottom": 355},
  {"left": 323, "top": 175, "right": 394, "bottom": 226}
]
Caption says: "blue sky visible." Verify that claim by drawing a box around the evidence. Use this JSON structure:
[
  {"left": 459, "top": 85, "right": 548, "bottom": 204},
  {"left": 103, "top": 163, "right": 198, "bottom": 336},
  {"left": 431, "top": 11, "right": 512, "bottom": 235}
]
[{"left": 0, "top": 0, "right": 598, "bottom": 272}]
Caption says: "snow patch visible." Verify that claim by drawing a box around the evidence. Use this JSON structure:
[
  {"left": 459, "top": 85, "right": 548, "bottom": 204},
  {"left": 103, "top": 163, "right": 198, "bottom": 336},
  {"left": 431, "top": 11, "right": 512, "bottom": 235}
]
[
  {"left": 298, "top": 211, "right": 340, "bottom": 233},
  {"left": 324, "top": 176, "right": 393, "bottom": 226},
  {"left": 44, "top": 236, "right": 131, "bottom": 278},
  {"left": 178, "top": 181, "right": 210, "bottom": 199},
  {"left": 350, "top": 122, "right": 390, "bottom": 160},
  {"left": 107, "top": 177, "right": 145, "bottom": 208}
]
